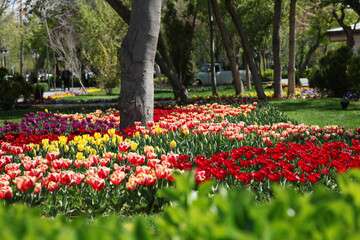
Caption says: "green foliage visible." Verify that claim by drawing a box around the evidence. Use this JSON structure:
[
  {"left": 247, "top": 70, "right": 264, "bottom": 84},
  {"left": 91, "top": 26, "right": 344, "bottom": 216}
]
[
  {"left": 310, "top": 47, "right": 356, "bottom": 97},
  {"left": 236, "top": 0, "right": 273, "bottom": 52},
  {"left": 262, "top": 68, "right": 274, "bottom": 82},
  {"left": 2, "top": 171, "right": 360, "bottom": 239},
  {"left": 0, "top": 68, "right": 32, "bottom": 110},
  {"left": 33, "top": 83, "right": 49, "bottom": 100},
  {"left": 0, "top": 13, "right": 23, "bottom": 73},
  {"left": 76, "top": 0, "right": 125, "bottom": 92},
  {"left": 95, "top": 42, "right": 119, "bottom": 95},
  {"left": 163, "top": 0, "right": 197, "bottom": 87},
  {"left": 296, "top": 1, "right": 333, "bottom": 74}
]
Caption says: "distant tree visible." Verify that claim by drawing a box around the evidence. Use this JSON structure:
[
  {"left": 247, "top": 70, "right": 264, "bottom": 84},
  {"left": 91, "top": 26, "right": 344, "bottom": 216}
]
[
  {"left": 273, "top": 0, "right": 283, "bottom": 98},
  {"left": 322, "top": 0, "right": 360, "bottom": 17},
  {"left": 320, "top": 0, "right": 360, "bottom": 49},
  {"left": 332, "top": 5, "right": 357, "bottom": 48},
  {"left": 296, "top": 0, "right": 332, "bottom": 79},
  {"left": 76, "top": 0, "right": 125, "bottom": 93},
  {"left": 28, "top": 0, "right": 86, "bottom": 88},
  {"left": 288, "top": 0, "right": 297, "bottom": 98},
  {"left": 0, "top": 0, "right": 10, "bottom": 17},
  {"left": 163, "top": 0, "right": 198, "bottom": 88},
  {"left": 211, "top": 0, "right": 244, "bottom": 96},
  {"left": 224, "top": 0, "right": 266, "bottom": 100}
]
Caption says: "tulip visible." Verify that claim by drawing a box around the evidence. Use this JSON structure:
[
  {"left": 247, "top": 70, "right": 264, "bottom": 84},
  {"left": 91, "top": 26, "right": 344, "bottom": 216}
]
[{"left": 170, "top": 140, "right": 177, "bottom": 149}]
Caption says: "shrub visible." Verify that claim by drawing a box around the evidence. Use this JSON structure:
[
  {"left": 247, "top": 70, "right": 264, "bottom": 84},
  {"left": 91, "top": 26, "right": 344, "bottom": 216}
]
[
  {"left": 33, "top": 82, "right": 49, "bottom": 100},
  {"left": 347, "top": 52, "right": 360, "bottom": 91},
  {"left": 262, "top": 68, "right": 274, "bottom": 82},
  {"left": 310, "top": 47, "right": 354, "bottom": 97},
  {"left": 103, "top": 77, "right": 118, "bottom": 95},
  {"left": 0, "top": 68, "right": 32, "bottom": 110}
]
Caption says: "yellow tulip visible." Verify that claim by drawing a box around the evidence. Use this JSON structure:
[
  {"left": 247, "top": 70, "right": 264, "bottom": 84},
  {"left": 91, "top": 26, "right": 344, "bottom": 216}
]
[
  {"left": 77, "top": 144, "right": 85, "bottom": 152},
  {"left": 59, "top": 136, "right": 68, "bottom": 145},
  {"left": 83, "top": 135, "right": 91, "bottom": 142},
  {"left": 41, "top": 139, "right": 49, "bottom": 147},
  {"left": 155, "top": 126, "right": 162, "bottom": 135},
  {"left": 103, "top": 134, "right": 110, "bottom": 142},
  {"left": 181, "top": 126, "right": 190, "bottom": 135},
  {"left": 170, "top": 140, "right": 177, "bottom": 149},
  {"left": 108, "top": 128, "right": 116, "bottom": 136},
  {"left": 94, "top": 132, "right": 102, "bottom": 139},
  {"left": 130, "top": 142, "right": 138, "bottom": 151},
  {"left": 76, "top": 152, "right": 85, "bottom": 161},
  {"left": 144, "top": 145, "right": 155, "bottom": 153},
  {"left": 95, "top": 139, "right": 102, "bottom": 146},
  {"left": 48, "top": 145, "right": 59, "bottom": 153}
]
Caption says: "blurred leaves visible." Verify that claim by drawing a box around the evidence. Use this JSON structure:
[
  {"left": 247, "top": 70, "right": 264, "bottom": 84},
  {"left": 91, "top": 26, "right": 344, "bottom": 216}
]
[{"left": 1, "top": 171, "right": 360, "bottom": 239}]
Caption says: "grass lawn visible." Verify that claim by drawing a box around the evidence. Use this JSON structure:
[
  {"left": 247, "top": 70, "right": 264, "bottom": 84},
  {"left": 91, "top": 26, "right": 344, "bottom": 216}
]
[
  {"left": 60, "top": 86, "right": 238, "bottom": 101},
  {"left": 270, "top": 98, "right": 360, "bottom": 128}
]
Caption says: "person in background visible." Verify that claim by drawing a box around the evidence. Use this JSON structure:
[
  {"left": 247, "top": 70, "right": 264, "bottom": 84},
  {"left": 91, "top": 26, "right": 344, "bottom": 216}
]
[{"left": 61, "top": 69, "right": 72, "bottom": 91}]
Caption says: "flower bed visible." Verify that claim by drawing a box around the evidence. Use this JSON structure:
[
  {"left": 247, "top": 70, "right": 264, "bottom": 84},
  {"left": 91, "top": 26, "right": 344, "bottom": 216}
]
[{"left": 1, "top": 103, "right": 360, "bottom": 215}]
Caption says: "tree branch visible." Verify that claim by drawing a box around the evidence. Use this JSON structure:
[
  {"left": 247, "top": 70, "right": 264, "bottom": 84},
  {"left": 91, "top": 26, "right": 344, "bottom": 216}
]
[{"left": 104, "top": 0, "right": 130, "bottom": 24}]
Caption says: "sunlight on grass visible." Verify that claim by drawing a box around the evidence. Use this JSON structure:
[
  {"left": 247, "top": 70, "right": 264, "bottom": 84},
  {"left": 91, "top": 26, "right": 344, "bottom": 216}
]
[{"left": 270, "top": 99, "right": 360, "bottom": 128}]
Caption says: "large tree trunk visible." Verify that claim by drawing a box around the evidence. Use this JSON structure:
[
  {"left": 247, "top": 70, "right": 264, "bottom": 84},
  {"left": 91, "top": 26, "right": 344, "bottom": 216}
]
[
  {"left": 287, "top": 0, "right": 297, "bottom": 98},
  {"left": 225, "top": 0, "right": 266, "bottom": 100},
  {"left": 119, "top": 0, "right": 162, "bottom": 130},
  {"left": 211, "top": 0, "right": 244, "bottom": 96},
  {"left": 105, "top": 0, "right": 188, "bottom": 104},
  {"left": 273, "top": 0, "right": 283, "bottom": 99}
]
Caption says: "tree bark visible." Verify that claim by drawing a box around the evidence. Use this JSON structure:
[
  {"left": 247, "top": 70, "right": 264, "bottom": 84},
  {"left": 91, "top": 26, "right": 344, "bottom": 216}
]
[
  {"left": 225, "top": 0, "right": 266, "bottom": 100},
  {"left": 119, "top": 0, "right": 162, "bottom": 130},
  {"left": 273, "top": 0, "right": 283, "bottom": 99},
  {"left": 19, "top": 0, "right": 24, "bottom": 76},
  {"left": 105, "top": 0, "right": 188, "bottom": 104},
  {"left": 208, "top": 0, "right": 218, "bottom": 96},
  {"left": 245, "top": 61, "right": 251, "bottom": 89},
  {"left": 105, "top": 0, "right": 131, "bottom": 23},
  {"left": 288, "top": 0, "right": 297, "bottom": 98},
  {"left": 211, "top": 0, "right": 244, "bottom": 96}
]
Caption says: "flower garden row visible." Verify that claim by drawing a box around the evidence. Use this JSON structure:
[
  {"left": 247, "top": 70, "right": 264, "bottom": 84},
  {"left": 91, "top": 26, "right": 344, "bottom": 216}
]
[{"left": 1, "top": 103, "right": 360, "bottom": 215}]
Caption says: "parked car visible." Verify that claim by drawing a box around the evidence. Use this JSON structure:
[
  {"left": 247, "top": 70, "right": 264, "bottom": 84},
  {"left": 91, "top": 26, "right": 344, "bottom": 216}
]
[{"left": 195, "top": 63, "right": 247, "bottom": 86}]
